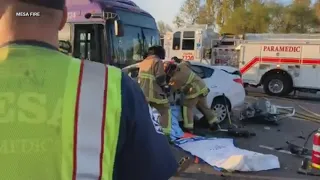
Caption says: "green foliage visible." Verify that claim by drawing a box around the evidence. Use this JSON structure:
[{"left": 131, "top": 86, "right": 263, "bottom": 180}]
[
  {"left": 315, "top": 0, "right": 320, "bottom": 18},
  {"left": 220, "top": 0, "right": 270, "bottom": 34},
  {"left": 173, "top": 0, "right": 320, "bottom": 34},
  {"left": 157, "top": 21, "right": 172, "bottom": 34},
  {"left": 266, "top": 2, "right": 287, "bottom": 33},
  {"left": 220, "top": 6, "right": 249, "bottom": 34},
  {"left": 173, "top": 0, "right": 201, "bottom": 27},
  {"left": 286, "top": 0, "right": 318, "bottom": 33},
  {"left": 196, "top": 0, "right": 215, "bottom": 26}
]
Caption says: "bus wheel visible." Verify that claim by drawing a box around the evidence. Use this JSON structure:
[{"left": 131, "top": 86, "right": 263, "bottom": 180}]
[{"left": 263, "top": 74, "right": 292, "bottom": 96}]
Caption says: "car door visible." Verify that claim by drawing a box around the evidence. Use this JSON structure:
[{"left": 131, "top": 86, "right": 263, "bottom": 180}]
[
  {"left": 189, "top": 65, "right": 218, "bottom": 117},
  {"left": 189, "top": 65, "right": 217, "bottom": 90},
  {"left": 124, "top": 66, "right": 140, "bottom": 81}
]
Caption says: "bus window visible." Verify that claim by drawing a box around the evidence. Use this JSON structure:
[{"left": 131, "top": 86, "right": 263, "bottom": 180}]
[
  {"left": 108, "top": 9, "right": 160, "bottom": 67},
  {"left": 111, "top": 25, "right": 143, "bottom": 66},
  {"left": 116, "top": 9, "right": 157, "bottom": 29},
  {"left": 182, "top": 31, "right": 195, "bottom": 50},
  {"left": 142, "top": 28, "right": 160, "bottom": 50},
  {"left": 78, "top": 31, "right": 89, "bottom": 59},
  {"left": 172, "top": 31, "right": 181, "bottom": 50},
  {"left": 73, "top": 24, "right": 103, "bottom": 63}
]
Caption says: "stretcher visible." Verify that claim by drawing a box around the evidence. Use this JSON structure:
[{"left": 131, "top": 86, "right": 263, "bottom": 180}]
[{"left": 239, "top": 97, "right": 295, "bottom": 124}]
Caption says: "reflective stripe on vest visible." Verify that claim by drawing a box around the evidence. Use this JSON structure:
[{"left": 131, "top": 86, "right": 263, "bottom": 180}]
[
  {"left": 62, "top": 60, "right": 121, "bottom": 180},
  {"left": 181, "top": 72, "right": 195, "bottom": 91},
  {"left": 138, "top": 72, "right": 168, "bottom": 104},
  {"left": 139, "top": 72, "right": 155, "bottom": 80},
  {"left": 183, "top": 72, "right": 208, "bottom": 99}
]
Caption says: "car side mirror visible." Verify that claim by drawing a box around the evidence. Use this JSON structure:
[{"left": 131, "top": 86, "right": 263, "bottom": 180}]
[
  {"left": 114, "top": 20, "right": 124, "bottom": 37},
  {"left": 59, "top": 40, "right": 72, "bottom": 54}
]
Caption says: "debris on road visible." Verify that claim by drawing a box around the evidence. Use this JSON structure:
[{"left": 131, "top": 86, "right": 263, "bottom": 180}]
[
  {"left": 264, "top": 126, "right": 271, "bottom": 130},
  {"left": 239, "top": 97, "right": 295, "bottom": 124}
]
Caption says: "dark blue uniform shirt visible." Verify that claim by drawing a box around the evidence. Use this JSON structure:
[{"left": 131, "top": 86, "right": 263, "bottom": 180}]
[
  {"left": 114, "top": 74, "right": 178, "bottom": 180},
  {"left": 6, "top": 40, "right": 178, "bottom": 180}
]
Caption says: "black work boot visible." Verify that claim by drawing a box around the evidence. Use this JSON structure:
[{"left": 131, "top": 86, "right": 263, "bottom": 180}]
[{"left": 209, "top": 123, "right": 220, "bottom": 131}]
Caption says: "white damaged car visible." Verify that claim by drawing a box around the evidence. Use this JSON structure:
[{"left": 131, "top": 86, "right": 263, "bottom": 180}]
[{"left": 122, "top": 61, "right": 246, "bottom": 123}]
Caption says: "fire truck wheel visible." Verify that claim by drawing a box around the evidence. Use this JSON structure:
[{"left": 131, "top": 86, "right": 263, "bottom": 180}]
[{"left": 263, "top": 74, "right": 292, "bottom": 96}]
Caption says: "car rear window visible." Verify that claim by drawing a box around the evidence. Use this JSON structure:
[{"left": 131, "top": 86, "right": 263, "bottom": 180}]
[
  {"left": 221, "top": 69, "right": 241, "bottom": 77},
  {"left": 190, "top": 65, "right": 214, "bottom": 79}
]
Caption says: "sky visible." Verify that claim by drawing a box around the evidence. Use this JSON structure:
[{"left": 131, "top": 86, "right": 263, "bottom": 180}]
[
  {"left": 134, "top": 0, "right": 185, "bottom": 26},
  {"left": 133, "top": 0, "right": 315, "bottom": 26}
]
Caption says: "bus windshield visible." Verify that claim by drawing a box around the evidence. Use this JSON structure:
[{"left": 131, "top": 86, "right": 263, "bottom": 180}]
[
  {"left": 107, "top": 10, "right": 160, "bottom": 68},
  {"left": 59, "top": 3, "right": 160, "bottom": 68}
]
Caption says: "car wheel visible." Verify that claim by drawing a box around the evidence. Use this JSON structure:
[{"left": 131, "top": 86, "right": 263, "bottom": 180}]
[
  {"left": 197, "top": 97, "right": 230, "bottom": 127},
  {"left": 194, "top": 96, "right": 231, "bottom": 128},
  {"left": 263, "top": 74, "right": 292, "bottom": 96},
  {"left": 211, "top": 97, "right": 231, "bottom": 123}
]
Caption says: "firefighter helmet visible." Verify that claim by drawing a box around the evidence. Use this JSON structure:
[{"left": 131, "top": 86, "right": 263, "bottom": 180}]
[
  {"left": 171, "top": 56, "right": 182, "bottom": 63},
  {"left": 164, "top": 62, "right": 178, "bottom": 76},
  {"left": 147, "top": 46, "right": 165, "bottom": 59}
]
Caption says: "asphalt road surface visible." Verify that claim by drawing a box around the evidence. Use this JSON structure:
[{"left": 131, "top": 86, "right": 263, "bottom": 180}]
[{"left": 171, "top": 88, "right": 320, "bottom": 180}]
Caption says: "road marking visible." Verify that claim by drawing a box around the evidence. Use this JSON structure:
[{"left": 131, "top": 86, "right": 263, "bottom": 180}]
[
  {"left": 259, "top": 145, "right": 294, "bottom": 155},
  {"left": 298, "top": 105, "right": 320, "bottom": 117},
  {"left": 247, "top": 93, "right": 319, "bottom": 106}
]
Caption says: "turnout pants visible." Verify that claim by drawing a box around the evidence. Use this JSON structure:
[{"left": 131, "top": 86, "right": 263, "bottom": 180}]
[
  {"left": 182, "top": 94, "right": 217, "bottom": 129},
  {"left": 150, "top": 102, "right": 171, "bottom": 135}
]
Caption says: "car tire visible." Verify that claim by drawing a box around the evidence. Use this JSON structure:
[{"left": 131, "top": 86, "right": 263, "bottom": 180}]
[
  {"left": 197, "top": 96, "right": 231, "bottom": 127},
  {"left": 263, "top": 74, "right": 292, "bottom": 96},
  {"left": 211, "top": 97, "right": 231, "bottom": 124}
]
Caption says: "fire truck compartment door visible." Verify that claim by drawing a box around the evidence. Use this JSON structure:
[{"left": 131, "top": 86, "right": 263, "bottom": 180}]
[
  {"left": 240, "top": 44, "right": 261, "bottom": 85},
  {"left": 298, "top": 45, "right": 320, "bottom": 88}
]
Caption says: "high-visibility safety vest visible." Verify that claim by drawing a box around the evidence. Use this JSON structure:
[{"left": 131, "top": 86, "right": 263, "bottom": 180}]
[{"left": 0, "top": 44, "right": 121, "bottom": 180}]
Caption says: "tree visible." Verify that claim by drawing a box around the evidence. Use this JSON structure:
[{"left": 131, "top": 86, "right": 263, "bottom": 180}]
[
  {"left": 220, "top": 6, "right": 249, "bottom": 34},
  {"left": 220, "top": 0, "right": 270, "bottom": 34},
  {"left": 173, "top": 0, "right": 201, "bottom": 27},
  {"left": 173, "top": 16, "right": 185, "bottom": 28},
  {"left": 246, "top": 0, "right": 270, "bottom": 33},
  {"left": 313, "top": 0, "right": 320, "bottom": 30},
  {"left": 157, "top": 21, "right": 172, "bottom": 34},
  {"left": 196, "top": 0, "right": 216, "bottom": 26},
  {"left": 216, "top": 0, "right": 232, "bottom": 28},
  {"left": 174, "top": 0, "right": 319, "bottom": 34},
  {"left": 216, "top": 0, "right": 249, "bottom": 28},
  {"left": 286, "top": 0, "right": 318, "bottom": 33},
  {"left": 315, "top": 0, "right": 320, "bottom": 17},
  {"left": 266, "top": 1, "right": 287, "bottom": 33}
]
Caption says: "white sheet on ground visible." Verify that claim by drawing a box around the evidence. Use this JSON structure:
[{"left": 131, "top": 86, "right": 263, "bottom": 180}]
[{"left": 175, "top": 137, "right": 280, "bottom": 172}]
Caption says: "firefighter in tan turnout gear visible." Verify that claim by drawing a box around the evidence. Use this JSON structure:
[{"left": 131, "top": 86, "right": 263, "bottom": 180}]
[
  {"left": 165, "top": 62, "right": 218, "bottom": 131},
  {"left": 138, "top": 46, "right": 171, "bottom": 135}
]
